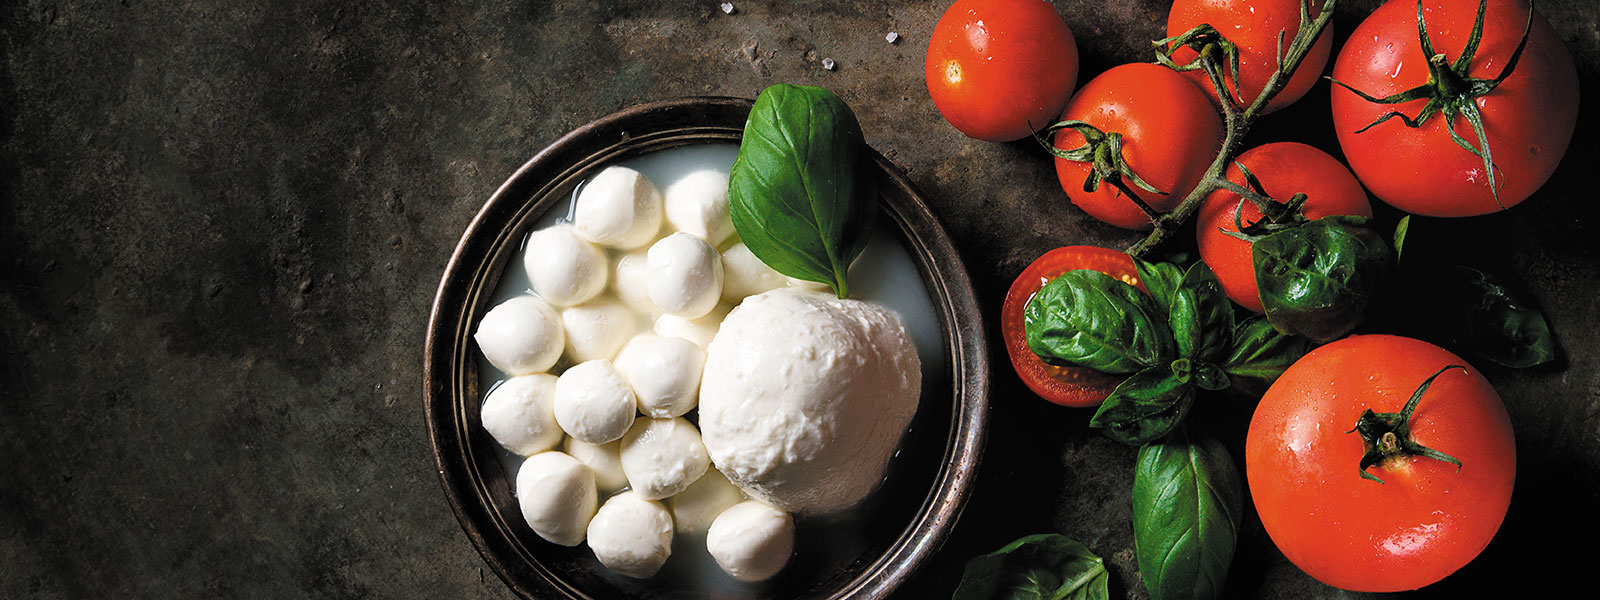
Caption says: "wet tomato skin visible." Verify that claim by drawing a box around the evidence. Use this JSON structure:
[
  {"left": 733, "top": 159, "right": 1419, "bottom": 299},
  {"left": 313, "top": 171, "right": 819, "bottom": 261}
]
[
  {"left": 926, "top": 0, "right": 1079, "bottom": 142},
  {"left": 1001, "top": 246, "right": 1142, "bottom": 407},
  {"left": 1166, "top": 0, "right": 1334, "bottom": 114}
]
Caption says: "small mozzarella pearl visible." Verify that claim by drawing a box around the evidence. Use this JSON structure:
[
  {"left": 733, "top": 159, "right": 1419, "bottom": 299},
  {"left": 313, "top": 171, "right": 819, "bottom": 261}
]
[
  {"left": 474, "top": 295, "right": 565, "bottom": 376},
  {"left": 647, "top": 232, "right": 724, "bottom": 319},
  {"left": 524, "top": 225, "right": 608, "bottom": 307},
  {"left": 573, "top": 165, "right": 664, "bottom": 250}
]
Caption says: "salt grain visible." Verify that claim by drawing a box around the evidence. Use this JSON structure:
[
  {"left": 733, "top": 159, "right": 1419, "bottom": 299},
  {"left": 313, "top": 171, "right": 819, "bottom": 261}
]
[
  {"left": 886, "top": 32, "right": 899, "bottom": 44},
  {"left": 822, "top": 58, "right": 836, "bottom": 70},
  {"left": 720, "top": 2, "right": 734, "bottom": 14}
]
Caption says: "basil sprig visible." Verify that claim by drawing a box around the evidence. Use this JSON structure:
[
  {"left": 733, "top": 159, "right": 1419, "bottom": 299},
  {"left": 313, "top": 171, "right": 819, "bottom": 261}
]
[
  {"left": 954, "top": 534, "right": 1110, "bottom": 600},
  {"left": 1252, "top": 215, "right": 1394, "bottom": 343},
  {"left": 1132, "top": 427, "right": 1244, "bottom": 600},
  {"left": 1023, "top": 260, "right": 1306, "bottom": 445},
  {"left": 728, "top": 83, "right": 877, "bottom": 298}
]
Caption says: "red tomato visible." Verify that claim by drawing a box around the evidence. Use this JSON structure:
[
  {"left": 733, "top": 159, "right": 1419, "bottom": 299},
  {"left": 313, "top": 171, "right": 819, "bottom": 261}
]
[
  {"left": 925, "top": 0, "right": 1079, "bottom": 142},
  {"left": 1052, "top": 63, "right": 1223, "bottom": 230},
  {"left": 1331, "top": 0, "right": 1579, "bottom": 216},
  {"left": 1001, "top": 246, "right": 1142, "bottom": 407},
  {"left": 1195, "top": 142, "right": 1372, "bottom": 313},
  {"left": 1247, "top": 335, "right": 1514, "bottom": 592},
  {"left": 1166, "top": 0, "right": 1333, "bottom": 114}
]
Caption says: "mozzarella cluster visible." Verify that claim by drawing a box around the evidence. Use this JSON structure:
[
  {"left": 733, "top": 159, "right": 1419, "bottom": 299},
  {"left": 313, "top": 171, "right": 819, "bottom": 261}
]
[{"left": 472, "top": 164, "right": 804, "bottom": 582}]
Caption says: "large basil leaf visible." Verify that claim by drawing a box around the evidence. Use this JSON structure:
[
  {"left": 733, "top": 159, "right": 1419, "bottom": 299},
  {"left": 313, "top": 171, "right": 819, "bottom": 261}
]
[
  {"left": 1132, "top": 427, "right": 1243, "bottom": 600},
  {"left": 1025, "top": 270, "right": 1176, "bottom": 375},
  {"left": 1431, "top": 265, "right": 1558, "bottom": 368},
  {"left": 1089, "top": 367, "right": 1192, "bottom": 446},
  {"left": 1253, "top": 216, "right": 1394, "bottom": 343},
  {"left": 953, "top": 534, "right": 1110, "bottom": 600},
  {"left": 729, "top": 84, "right": 877, "bottom": 298},
  {"left": 1135, "top": 259, "right": 1185, "bottom": 315},
  {"left": 1169, "top": 262, "right": 1233, "bottom": 363},
  {"left": 1222, "top": 315, "right": 1312, "bottom": 396}
]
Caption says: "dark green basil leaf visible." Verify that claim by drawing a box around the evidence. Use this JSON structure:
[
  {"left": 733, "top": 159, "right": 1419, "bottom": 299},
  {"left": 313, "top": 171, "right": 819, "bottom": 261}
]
[
  {"left": 1170, "top": 262, "right": 1234, "bottom": 363},
  {"left": 1170, "top": 358, "right": 1230, "bottom": 391},
  {"left": 1222, "top": 315, "right": 1312, "bottom": 396},
  {"left": 729, "top": 83, "right": 877, "bottom": 298},
  {"left": 1135, "top": 259, "right": 1185, "bottom": 315},
  {"left": 1433, "top": 265, "right": 1558, "bottom": 368},
  {"left": 1132, "top": 427, "right": 1244, "bottom": 600},
  {"left": 1025, "top": 270, "right": 1176, "bottom": 375},
  {"left": 1253, "top": 216, "right": 1394, "bottom": 343},
  {"left": 953, "top": 533, "right": 1110, "bottom": 600},
  {"left": 1090, "top": 367, "right": 1192, "bottom": 446}
]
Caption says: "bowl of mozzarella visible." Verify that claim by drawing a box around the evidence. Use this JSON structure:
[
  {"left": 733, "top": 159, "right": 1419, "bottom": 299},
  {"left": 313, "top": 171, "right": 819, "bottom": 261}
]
[{"left": 424, "top": 96, "right": 987, "bottom": 598}]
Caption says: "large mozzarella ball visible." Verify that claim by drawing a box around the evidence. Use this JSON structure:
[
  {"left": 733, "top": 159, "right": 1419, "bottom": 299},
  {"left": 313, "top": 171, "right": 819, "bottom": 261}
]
[
  {"left": 524, "top": 226, "right": 608, "bottom": 307},
  {"left": 480, "top": 374, "right": 562, "bottom": 456},
  {"left": 647, "top": 233, "right": 724, "bottom": 319},
  {"left": 664, "top": 170, "right": 734, "bottom": 247},
  {"left": 611, "top": 249, "right": 655, "bottom": 314},
  {"left": 573, "top": 165, "right": 663, "bottom": 250},
  {"left": 553, "top": 360, "right": 637, "bottom": 445},
  {"left": 515, "top": 451, "right": 598, "bottom": 547},
  {"left": 619, "top": 417, "right": 711, "bottom": 500},
  {"left": 706, "top": 500, "right": 795, "bottom": 582},
  {"left": 669, "top": 469, "right": 746, "bottom": 536},
  {"left": 614, "top": 335, "right": 705, "bottom": 418},
  {"left": 563, "top": 437, "right": 629, "bottom": 493},
  {"left": 474, "top": 296, "right": 564, "bottom": 375},
  {"left": 720, "top": 243, "right": 790, "bottom": 304},
  {"left": 587, "top": 491, "right": 674, "bottom": 579},
  {"left": 560, "top": 298, "right": 637, "bottom": 363},
  {"left": 653, "top": 303, "right": 731, "bottom": 349}
]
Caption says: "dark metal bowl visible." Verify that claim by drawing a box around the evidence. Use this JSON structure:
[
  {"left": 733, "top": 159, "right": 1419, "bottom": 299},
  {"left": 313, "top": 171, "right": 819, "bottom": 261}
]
[{"left": 423, "top": 97, "right": 988, "bottom": 599}]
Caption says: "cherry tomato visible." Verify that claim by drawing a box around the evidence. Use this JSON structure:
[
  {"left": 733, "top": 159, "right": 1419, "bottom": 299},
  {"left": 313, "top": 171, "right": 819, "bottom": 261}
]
[
  {"left": 925, "top": 0, "right": 1079, "bottom": 142},
  {"left": 1246, "top": 335, "right": 1514, "bottom": 592},
  {"left": 1166, "top": 0, "right": 1333, "bottom": 114},
  {"left": 1195, "top": 142, "right": 1372, "bottom": 313},
  {"left": 1331, "top": 0, "right": 1579, "bottom": 216},
  {"left": 1052, "top": 63, "right": 1223, "bottom": 230},
  {"left": 1001, "top": 246, "right": 1144, "bottom": 407}
]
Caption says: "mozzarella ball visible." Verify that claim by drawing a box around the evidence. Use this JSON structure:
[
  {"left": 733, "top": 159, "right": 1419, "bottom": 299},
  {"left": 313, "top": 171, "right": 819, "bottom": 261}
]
[
  {"left": 515, "top": 451, "right": 598, "bottom": 547},
  {"left": 524, "top": 226, "right": 608, "bottom": 307},
  {"left": 620, "top": 417, "right": 711, "bottom": 500},
  {"left": 480, "top": 374, "right": 562, "bottom": 456},
  {"left": 613, "top": 332, "right": 658, "bottom": 368},
  {"left": 611, "top": 250, "right": 655, "bottom": 314},
  {"left": 560, "top": 298, "right": 637, "bottom": 363},
  {"left": 554, "top": 360, "right": 638, "bottom": 445},
  {"left": 587, "top": 491, "right": 674, "bottom": 579},
  {"left": 647, "top": 233, "right": 724, "bottom": 319},
  {"left": 653, "top": 303, "right": 732, "bottom": 349},
  {"left": 614, "top": 335, "right": 705, "bottom": 418},
  {"left": 474, "top": 296, "right": 564, "bottom": 375},
  {"left": 563, "top": 437, "right": 629, "bottom": 493},
  {"left": 720, "top": 243, "right": 790, "bottom": 304},
  {"left": 573, "top": 165, "right": 664, "bottom": 250},
  {"left": 670, "top": 469, "right": 746, "bottom": 536},
  {"left": 664, "top": 169, "right": 734, "bottom": 247},
  {"left": 706, "top": 500, "right": 795, "bottom": 582}
]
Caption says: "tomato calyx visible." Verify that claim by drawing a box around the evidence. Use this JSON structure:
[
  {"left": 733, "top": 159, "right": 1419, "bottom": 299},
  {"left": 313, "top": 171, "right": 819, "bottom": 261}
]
[
  {"left": 1328, "top": 0, "right": 1536, "bottom": 209},
  {"left": 1347, "top": 364, "right": 1468, "bottom": 484},
  {"left": 1154, "top": 23, "right": 1245, "bottom": 104},
  {"left": 1037, "top": 121, "right": 1169, "bottom": 222},
  {"left": 1216, "top": 161, "right": 1311, "bottom": 243}
]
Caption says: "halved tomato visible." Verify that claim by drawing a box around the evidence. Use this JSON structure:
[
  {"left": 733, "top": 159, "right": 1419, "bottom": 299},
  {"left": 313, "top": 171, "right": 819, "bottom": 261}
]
[{"left": 1001, "top": 246, "right": 1144, "bottom": 407}]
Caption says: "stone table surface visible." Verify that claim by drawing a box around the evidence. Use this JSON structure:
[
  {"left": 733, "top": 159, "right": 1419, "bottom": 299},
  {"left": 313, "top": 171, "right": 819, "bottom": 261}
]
[{"left": 3, "top": 1, "right": 1597, "bottom": 598}]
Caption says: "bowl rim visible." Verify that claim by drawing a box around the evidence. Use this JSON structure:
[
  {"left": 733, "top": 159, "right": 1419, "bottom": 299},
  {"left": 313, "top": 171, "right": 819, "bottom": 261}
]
[{"left": 423, "top": 96, "right": 989, "bottom": 599}]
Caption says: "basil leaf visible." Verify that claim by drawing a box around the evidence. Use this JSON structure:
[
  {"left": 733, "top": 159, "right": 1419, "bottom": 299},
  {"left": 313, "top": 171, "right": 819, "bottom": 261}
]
[
  {"left": 1090, "top": 367, "right": 1192, "bottom": 446},
  {"left": 1025, "top": 270, "right": 1176, "bottom": 375},
  {"left": 1253, "top": 216, "right": 1394, "bottom": 343},
  {"left": 729, "top": 83, "right": 877, "bottom": 298},
  {"left": 1433, "top": 265, "right": 1558, "bottom": 368},
  {"left": 1135, "top": 259, "right": 1185, "bottom": 315},
  {"left": 1169, "top": 262, "right": 1234, "bottom": 363},
  {"left": 1170, "top": 358, "right": 1229, "bottom": 392},
  {"left": 953, "top": 534, "right": 1110, "bottom": 600},
  {"left": 1222, "top": 315, "right": 1312, "bottom": 396},
  {"left": 1132, "top": 427, "right": 1244, "bottom": 600}
]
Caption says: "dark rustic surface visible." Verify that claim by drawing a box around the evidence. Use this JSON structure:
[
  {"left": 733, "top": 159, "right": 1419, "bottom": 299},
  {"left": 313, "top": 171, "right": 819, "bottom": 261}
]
[{"left": 3, "top": 1, "right": 1595, "bottom": 598}]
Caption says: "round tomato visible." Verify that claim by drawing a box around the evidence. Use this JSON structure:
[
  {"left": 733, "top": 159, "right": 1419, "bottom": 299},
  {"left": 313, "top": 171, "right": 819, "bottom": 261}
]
[
  {"left": 1052, "top": 63, "right": 1223, "bottom": 230},
  {"left": 1195, "top": 142, "right": 1372, "bottom": 313},
  {"left": 1001, "top": 246, "right": 1141, "bottom": 407},
  {"left": 1246, "top": 335, "right": 1514, "bottom": 592},
  {"left": 925, "top": 0, "right": 1079, "bottom": 142},
  {"left": 1331, "top": 0, "right": 1578, "bottom": 216},
  {"left": 1166, "top": 0, "right": 1333, "bottom": 114}
]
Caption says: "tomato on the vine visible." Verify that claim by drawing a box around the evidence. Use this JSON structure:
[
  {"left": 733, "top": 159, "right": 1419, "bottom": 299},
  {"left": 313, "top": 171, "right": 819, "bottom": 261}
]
[
  {"left": 1165, "top": 0, "right": 1333, "bottom": 114},
  {"left": 1051, "top": 63, "right": 1223, "bottom": 230},
  {"left": 925, "top": 0, "right": 1079, "bottom": 143},
  {"left": 1001, "top": 246, "right": 1142, "bottom": 407},
  {"left": 1246, "top": 335, "right": 1514, "bottom": 592},
  {"left": 1331, "top": 0, "right": 1578, "bottom": 216},
  {"left": 1195, "top": 142, "right": 1372, "bottom": 313}
]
